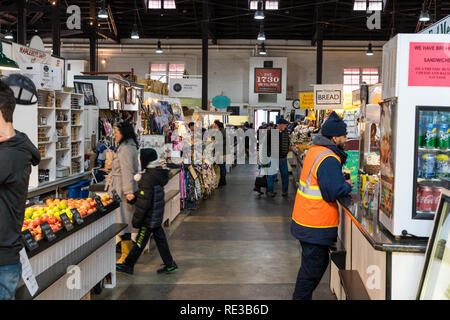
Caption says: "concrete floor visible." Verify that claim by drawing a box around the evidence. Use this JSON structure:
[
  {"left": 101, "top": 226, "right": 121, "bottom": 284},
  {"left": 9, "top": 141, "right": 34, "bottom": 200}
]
[{"left": 94, "top": 164, "right": 336, "bottom": 300}]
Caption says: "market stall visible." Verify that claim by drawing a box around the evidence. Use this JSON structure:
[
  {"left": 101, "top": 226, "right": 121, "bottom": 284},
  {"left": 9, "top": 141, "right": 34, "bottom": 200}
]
[
  {"left": 15, "top": 194, "right": 123, "bottom": 300},
  {"left": 330, "top": 33, "right": 450, "bottom": 300}
]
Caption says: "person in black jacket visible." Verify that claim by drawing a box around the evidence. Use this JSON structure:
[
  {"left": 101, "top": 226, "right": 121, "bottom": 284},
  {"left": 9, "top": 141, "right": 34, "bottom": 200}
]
[
  {"left": 116, "top": 148, "right": 178, "bottom": 275},
  {"left": 0, "top": 79, "right": 40, "bottom": 300}
]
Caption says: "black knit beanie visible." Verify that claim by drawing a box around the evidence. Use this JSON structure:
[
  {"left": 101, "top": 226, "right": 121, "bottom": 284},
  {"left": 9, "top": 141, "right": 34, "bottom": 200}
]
[
  {"left": 321, "top": 112, "right": 347, "bottom": 137},
  {"left": 140, "top": 148, "right": 158, "bottom": 170}
]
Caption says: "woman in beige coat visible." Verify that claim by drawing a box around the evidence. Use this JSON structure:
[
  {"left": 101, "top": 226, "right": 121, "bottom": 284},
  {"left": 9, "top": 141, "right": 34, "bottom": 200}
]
[{"left": 106, "top": 122, "right": 139, "bottom": 264}]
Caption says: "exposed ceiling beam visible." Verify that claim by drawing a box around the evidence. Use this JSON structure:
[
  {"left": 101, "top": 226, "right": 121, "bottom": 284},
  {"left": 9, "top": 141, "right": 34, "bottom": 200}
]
[
  {"left": 30, "top": 11, "right": 44, "bottom": 25},
  {"left": 107, "top": 5, "right": 118, "bottom": 37}
]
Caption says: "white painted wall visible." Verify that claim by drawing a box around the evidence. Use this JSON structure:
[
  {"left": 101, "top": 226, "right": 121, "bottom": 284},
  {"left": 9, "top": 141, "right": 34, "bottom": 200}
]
[{"left": 56, "top": 39, "right": 383, "bottom": 112}]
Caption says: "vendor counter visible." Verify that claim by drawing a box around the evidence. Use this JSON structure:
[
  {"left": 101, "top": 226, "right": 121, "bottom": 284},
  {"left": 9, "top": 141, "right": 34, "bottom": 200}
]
[
  {"left": 87, "top": 168, "right": 181, "bottom": 226},
  {"left": 331, "top": 194, "right": 428, "bottom": 300},
  {"left": 15, "top": 200, "right": 125, "bottom": 300}
]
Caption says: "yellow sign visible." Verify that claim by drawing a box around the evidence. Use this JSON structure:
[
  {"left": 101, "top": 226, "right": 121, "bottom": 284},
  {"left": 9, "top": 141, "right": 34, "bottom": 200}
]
[
  {"left": 299, "top": 92, "right": 314, "bottom": 110},
  {"left": 343, "top": 92, "right": 358, "bottom": 110}
]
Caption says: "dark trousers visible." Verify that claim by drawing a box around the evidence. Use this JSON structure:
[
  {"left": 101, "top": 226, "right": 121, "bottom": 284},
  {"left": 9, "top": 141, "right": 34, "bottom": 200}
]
[
  {"left": 279, "top": 157, "right": 289, "bottom": 193},
  {"left": 219, "top": 163, "right": 226, "bottom": 178},
  {"left": 293, "top": 241, "right": 330, "bottom": 300},
  {"left": 125, "top": 225, "right": 174, "bottom": 267}
]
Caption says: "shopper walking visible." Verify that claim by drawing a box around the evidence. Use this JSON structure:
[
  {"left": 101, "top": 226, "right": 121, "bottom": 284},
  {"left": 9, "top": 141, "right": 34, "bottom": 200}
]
[
  {"left": 116, "top": 148, "right": 177, "bottom": 275},
  {"left": 106, "top": 121, "right": 139, "bottom": 265},
  {"left": 0, "top": 79, "right": 40, "bottom": 300},
  {"left": 291, "top": 112, "right": 353, "bottom": 300},
  {"left": 277, "top": 118, "right": 290, "bottom": 196},
  {"left": 213, "top": 120, "right": 227, "bottom": 187}
]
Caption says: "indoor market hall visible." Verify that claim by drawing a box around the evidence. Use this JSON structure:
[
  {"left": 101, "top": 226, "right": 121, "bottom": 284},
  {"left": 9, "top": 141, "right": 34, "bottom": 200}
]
[{"left": 94, "top": 164, "right": 336, "bottom": 300}]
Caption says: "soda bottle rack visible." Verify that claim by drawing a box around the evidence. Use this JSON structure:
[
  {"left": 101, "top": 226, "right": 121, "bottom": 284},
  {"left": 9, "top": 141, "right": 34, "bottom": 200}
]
[{"left": 418, "top": 147, "right": 450, "bottom": 153}]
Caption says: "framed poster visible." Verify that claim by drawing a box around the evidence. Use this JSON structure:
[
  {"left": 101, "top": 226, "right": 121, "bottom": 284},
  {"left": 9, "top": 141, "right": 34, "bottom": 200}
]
[
  {"left": 74, "top": 82, "right": 96, "bottom": 105},
  {"left": 108, "top": 82, "right": 114, "bottom": 101},
  {"left": 254, "top": 68, "right": 282, "bottom": 94},
  {"left": 113, "top": 83, "right": 120, "bottom": 101}
]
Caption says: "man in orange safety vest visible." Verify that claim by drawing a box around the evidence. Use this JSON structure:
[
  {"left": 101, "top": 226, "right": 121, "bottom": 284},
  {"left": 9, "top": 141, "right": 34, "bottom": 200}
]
[{"left": 291, "top": 111, "right": 354, "bottom": 300}]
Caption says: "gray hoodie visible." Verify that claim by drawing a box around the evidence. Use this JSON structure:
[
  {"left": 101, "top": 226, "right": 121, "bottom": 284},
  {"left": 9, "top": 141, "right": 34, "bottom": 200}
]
[{"left": 0, "top": 131, "right": 40, "bottom": 265}]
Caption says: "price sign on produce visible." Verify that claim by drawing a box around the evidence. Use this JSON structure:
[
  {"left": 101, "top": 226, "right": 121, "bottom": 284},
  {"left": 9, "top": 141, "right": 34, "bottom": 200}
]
[
  {"left": 254, "top": 68, "right": 282, "bottom": 93},
  {"left": 408, "top": 42, "right": 450, "bottom": 87}
]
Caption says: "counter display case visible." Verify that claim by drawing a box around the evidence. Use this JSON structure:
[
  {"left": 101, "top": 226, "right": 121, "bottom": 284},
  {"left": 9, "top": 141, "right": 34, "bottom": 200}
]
[{"left": 417, "top": 188, "right": 450, "bottom": 300}]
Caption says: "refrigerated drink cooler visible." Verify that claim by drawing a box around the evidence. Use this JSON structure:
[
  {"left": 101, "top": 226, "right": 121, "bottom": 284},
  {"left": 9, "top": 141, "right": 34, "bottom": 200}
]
[{"left": 379, "top": 33, "right": 450, "bottom": 238}]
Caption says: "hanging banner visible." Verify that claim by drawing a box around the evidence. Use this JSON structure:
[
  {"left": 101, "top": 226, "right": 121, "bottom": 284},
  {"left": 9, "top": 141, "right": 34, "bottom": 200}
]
[
  {"left": 299, "top": 92, "right": 314, "bottom": 110},
  {"left": 254, "top": 68, "right": 282, "bottom": 93},
  {"left": 314, "top": 84, "right": 343, "bottom": 110},
  {"left": 169, "top": 78, "right": 202, "bottom": 98},
  {"left": 408, "top": 42, "right": 450, "bottom": 87}
]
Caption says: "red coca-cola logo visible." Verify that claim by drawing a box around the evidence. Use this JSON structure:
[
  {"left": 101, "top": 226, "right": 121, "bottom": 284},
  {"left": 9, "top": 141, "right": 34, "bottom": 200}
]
[{"left": 422, "top": 195, "right": 433, "bottom": 204}]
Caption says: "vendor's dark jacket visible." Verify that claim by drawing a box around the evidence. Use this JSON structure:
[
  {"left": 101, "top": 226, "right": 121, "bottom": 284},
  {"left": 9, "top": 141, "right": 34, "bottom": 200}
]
[
  {"left": 132, "top": 165, "right": 169, "bottom": 229},
  {"left": 291, "top": 134, "right": 351, "bottom": 246},
  {"left": 0, "top": 131, "right": 40, "bottom": 266}
]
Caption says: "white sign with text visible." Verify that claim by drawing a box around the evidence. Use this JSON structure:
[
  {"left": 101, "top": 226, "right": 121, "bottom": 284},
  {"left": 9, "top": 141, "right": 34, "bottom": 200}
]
[{"left": 314, "top": 84, "right": 344, "bottom": 110}]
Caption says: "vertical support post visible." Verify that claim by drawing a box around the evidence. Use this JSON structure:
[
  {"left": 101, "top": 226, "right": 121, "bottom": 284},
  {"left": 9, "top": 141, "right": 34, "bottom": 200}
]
[
  {"left": 315, "top": 1, "right": 323, "bottom": 85},
  {"left": 90, "top": 34, "right": 97, "bottom": 72},
  {"left": 201, "top": 0, "right": 209, "bottom": 111},
  {"left": 17, "top": 0, "right": 26, "bottom": 45},
  {"left": 52, "top": 0, "right": 61, "bottom": 56}
]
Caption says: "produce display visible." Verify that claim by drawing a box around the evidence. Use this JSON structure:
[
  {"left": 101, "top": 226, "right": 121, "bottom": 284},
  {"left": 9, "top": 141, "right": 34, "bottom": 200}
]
[{"left": 22, "top": 195, "right": 113, "bottom": 241}]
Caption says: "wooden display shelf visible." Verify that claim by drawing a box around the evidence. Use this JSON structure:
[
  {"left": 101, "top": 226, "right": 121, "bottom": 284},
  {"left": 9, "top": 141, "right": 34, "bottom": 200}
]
[
  {"left": 38, "top": 107, "right": 54, "bottom": 110},
  {"left": 38, "top": 141, "right": 53, "bottom": 145},
  {"left": 56, "top": 148, "right": 70, "bottom": 152}
]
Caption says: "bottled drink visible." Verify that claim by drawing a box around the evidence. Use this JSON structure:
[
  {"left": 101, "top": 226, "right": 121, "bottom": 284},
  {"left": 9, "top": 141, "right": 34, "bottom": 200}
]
[
  {"left": 417, "top": 154, "right": 422, "bottom": 178},
  {"left": 424, "top": 123, "right": 437, "bottom": 148},
  {"left": 437, "top": 112, "right": 449, "bottom": 149},
  {"left": 419, "top": 186, "right": 434, "bottom": 211},
  {"left": 436, "top": 154, "right": 449, "bottom": 178},
  {"left": 422, "top": 153, "right": 436, "bottom": 179}
]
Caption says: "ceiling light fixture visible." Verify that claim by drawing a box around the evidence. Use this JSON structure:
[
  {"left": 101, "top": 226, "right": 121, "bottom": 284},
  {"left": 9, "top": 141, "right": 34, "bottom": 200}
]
[
  {"left": 254, "top": 1, "right": 265, "bottom": 20},
  {"left": 5, "top": 30, "right": 13, "bottom": 40},
  {"left": 131, "top": 24, "right": 140, "bottom": 39},
  {"left": 259, "top": 42, "right": 267, "bottom": 55},
  {"left": 366, "top": 43, "right": 374, "bottom": 56},
  {"left": 98, "top": 0, "right": 109, "bottom": 19},
  {"left": 257, "top": 24, "right": 266, "bottom": 41},
  {"left": 419, "top": 2, "right": 430, "bottom": 22},
  {"left": 156, "top": 40, "right": 163, "bottom": 54}
]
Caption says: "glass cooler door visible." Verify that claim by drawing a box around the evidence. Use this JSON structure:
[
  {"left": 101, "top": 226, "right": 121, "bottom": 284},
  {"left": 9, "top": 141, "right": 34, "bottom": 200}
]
[
  {"left": 417, "top": 189, "right": 450, "bottom": 300},
  {"left": 413, "top": 107, "right": 450, "bottom": 220}
]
